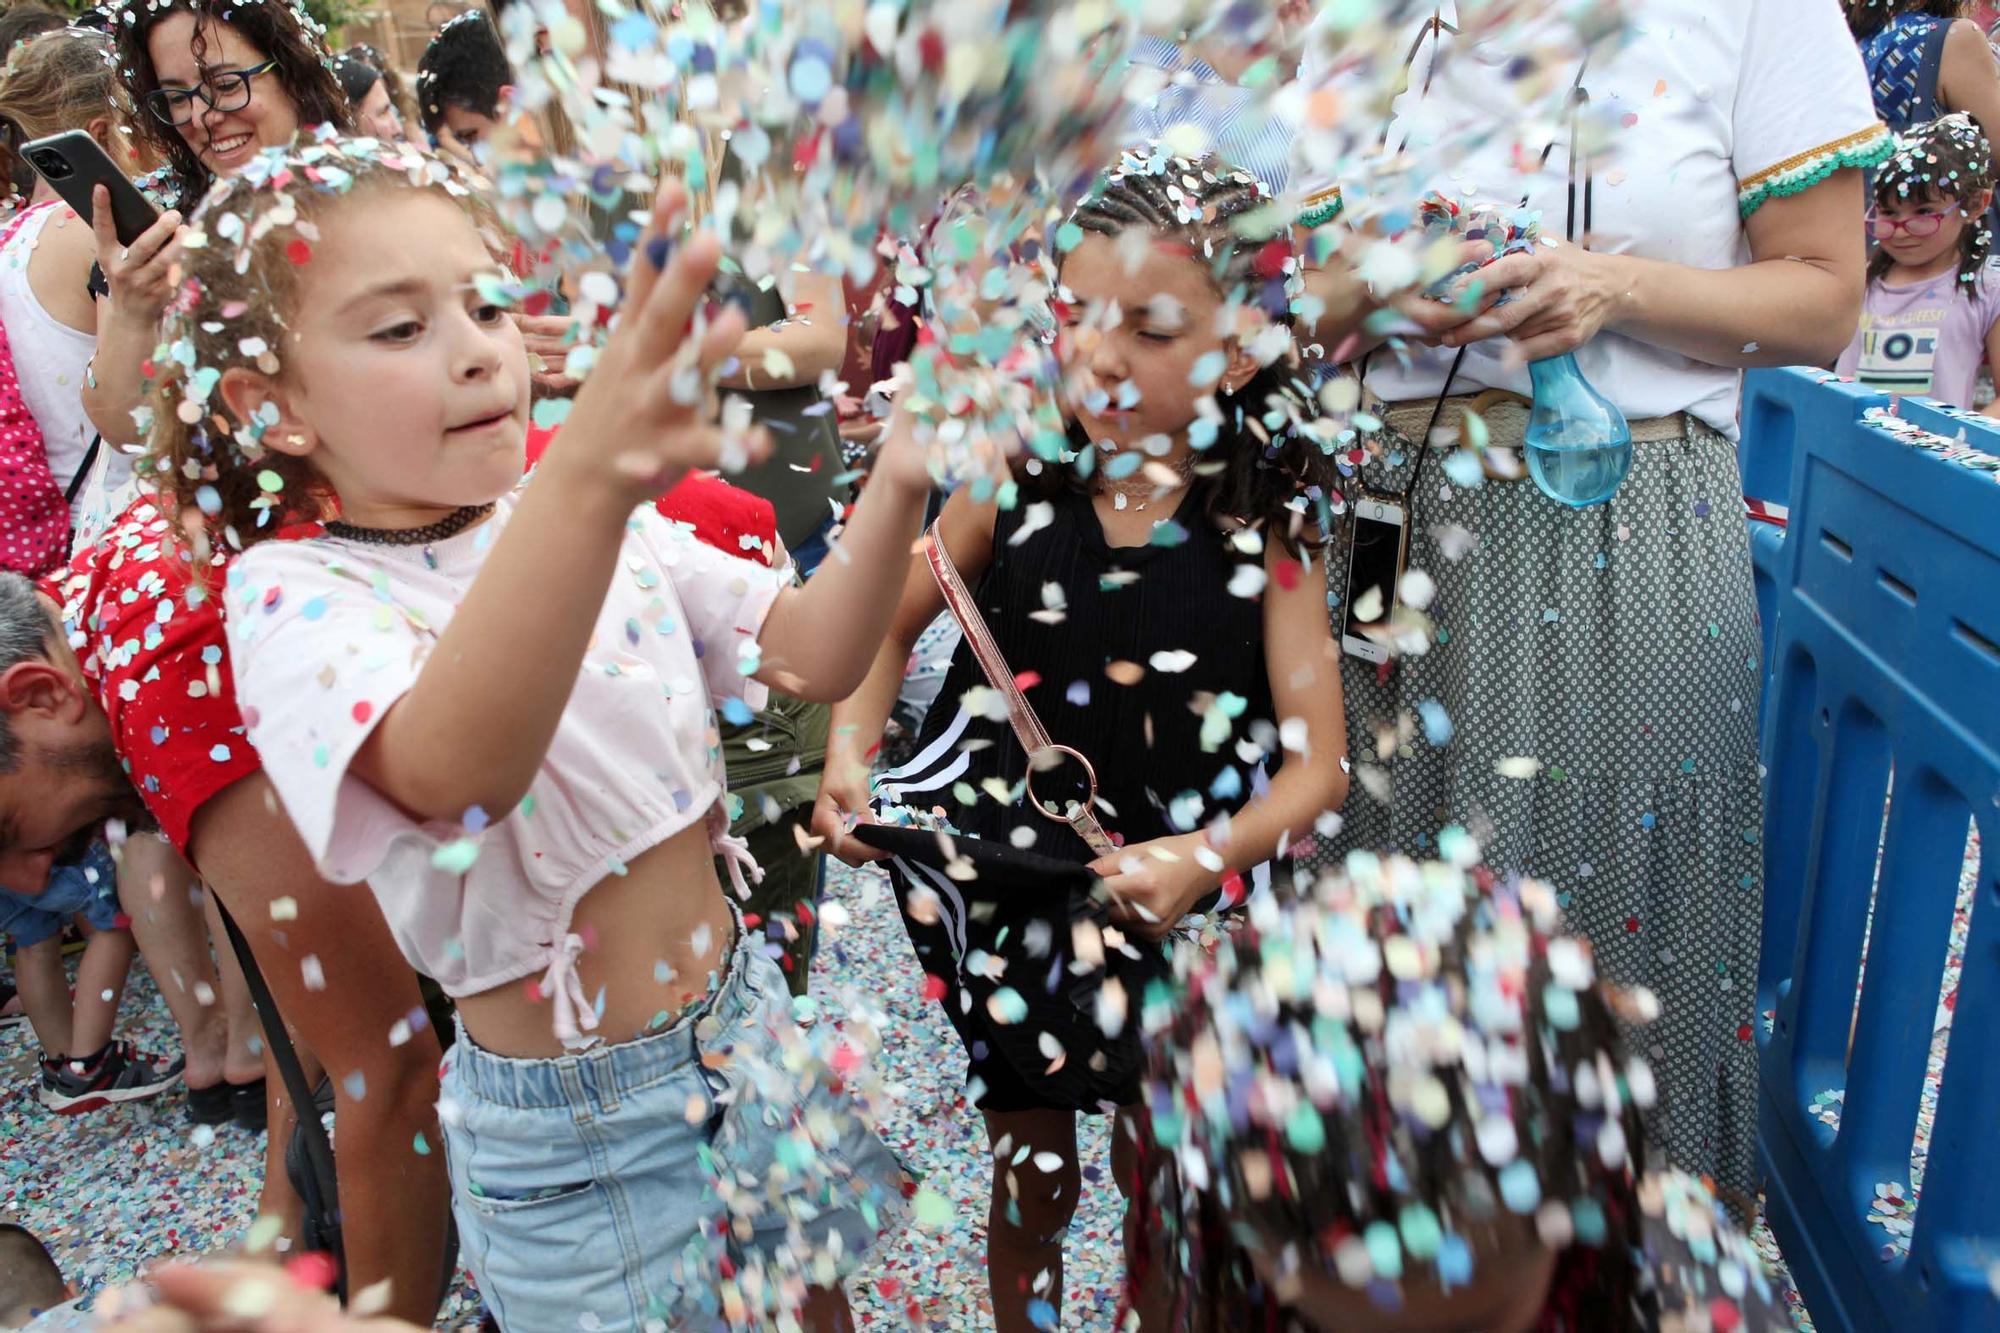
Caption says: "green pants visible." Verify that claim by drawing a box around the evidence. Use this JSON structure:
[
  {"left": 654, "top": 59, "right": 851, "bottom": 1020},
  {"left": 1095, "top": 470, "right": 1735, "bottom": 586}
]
[{"left": 715, "top": 691, "right": 829, "bottom": 998}]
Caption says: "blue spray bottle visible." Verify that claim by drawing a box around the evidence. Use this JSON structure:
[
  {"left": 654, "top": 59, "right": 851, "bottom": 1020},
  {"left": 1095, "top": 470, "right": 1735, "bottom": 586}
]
[{"left": 1523, "top": 350, "right": 1631, "bottom": 509}]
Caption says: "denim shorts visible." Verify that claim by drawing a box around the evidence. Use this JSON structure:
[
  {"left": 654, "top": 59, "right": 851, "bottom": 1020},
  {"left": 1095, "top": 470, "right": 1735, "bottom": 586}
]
[
  {"left": 0, "top": 841, "right": 119, "bottom": 949},
  {"left": 439, "top": 923, "right": 910, "bottom": 1332}
]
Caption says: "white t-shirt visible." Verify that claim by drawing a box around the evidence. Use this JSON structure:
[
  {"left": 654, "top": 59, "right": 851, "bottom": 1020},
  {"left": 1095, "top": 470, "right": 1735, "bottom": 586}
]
[
  {"left": 1357, "top": 0, "right": 1887, "bottom": 437},
  {"left": 223, "top": 489, "right": 787, "bottom": 1007},
  {"left": 0, "top": 203, "right": 133, "bottom": 517}
]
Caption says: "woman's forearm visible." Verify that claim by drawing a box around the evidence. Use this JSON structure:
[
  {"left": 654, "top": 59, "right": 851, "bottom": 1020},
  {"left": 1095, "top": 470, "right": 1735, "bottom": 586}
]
[
  {"left": 84, "top": 309, "right": 160, "bottom": 447},
  {"left": 1606, "top": 251, "right": 1861, "bottom": 369},
  {"left": 716, "top": 318, "right": 846, "bottom": 390},
  {"left": 718, "top": 271, "right": 849, "bottom": 390}
]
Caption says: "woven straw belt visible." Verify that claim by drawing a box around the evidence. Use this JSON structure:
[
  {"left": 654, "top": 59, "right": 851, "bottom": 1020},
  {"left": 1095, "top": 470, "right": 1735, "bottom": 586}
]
[{"left": 1364, "top": 388, "right": 1692, "bottom": 452}]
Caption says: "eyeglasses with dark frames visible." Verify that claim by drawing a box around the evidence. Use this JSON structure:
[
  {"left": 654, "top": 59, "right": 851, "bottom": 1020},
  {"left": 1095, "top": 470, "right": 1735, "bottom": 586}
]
[{"left": 145, "top": 59, "right": 278, "bottom": 128}]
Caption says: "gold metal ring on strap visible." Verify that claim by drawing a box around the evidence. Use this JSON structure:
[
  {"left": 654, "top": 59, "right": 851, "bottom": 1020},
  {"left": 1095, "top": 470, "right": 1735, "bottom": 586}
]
[{"left": 1026, "top": 743, "right": 1099, "bottom": 826}]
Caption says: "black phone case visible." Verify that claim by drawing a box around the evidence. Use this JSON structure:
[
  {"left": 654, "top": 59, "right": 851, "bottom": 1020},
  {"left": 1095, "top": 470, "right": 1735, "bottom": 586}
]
[{"left": 21, "top": 131, "right": 159, "bottom": 248}]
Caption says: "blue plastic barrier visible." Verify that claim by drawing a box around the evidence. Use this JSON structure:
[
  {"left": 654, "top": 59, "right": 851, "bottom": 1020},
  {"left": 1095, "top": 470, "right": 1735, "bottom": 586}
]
[
  {"left": 1739, "top": 372, "right": 1881, "bottom": 673},
  {"left": 1748, "top": 368, "right": 2000, "bottom": 1333}
]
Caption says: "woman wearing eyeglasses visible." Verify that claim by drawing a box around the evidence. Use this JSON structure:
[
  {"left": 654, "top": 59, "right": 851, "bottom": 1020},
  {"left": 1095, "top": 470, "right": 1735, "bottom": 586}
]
[
  {"left": 1838, "top": 114, "right": 2000, "bottom": 412},
  {"left": 79, "top": 0, "right": 352, "bottom": 459}
]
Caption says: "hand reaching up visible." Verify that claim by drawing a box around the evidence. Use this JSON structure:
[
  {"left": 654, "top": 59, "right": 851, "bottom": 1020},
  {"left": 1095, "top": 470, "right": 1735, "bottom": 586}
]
[{"left": 538, "top": 183, "right": 770, "bottom": 506}]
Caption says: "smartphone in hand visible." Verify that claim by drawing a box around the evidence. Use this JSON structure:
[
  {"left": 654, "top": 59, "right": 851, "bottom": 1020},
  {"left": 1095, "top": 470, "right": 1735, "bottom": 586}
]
[{"left": 21, "top": 130, "right": 159, "bottom": 247}]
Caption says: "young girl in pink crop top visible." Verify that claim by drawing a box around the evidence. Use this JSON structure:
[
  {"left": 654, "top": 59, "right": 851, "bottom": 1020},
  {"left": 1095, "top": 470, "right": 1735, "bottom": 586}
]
[{"left": 162, "top": 141, "right": 925, "bottom": 1328}]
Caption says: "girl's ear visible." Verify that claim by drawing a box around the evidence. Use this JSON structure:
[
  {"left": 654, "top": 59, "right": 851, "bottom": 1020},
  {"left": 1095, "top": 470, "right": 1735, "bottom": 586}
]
[
  {"left": 218, "top": 366, "right": 316, "bottom": 458},
  {"left": 1220, "top": 341, "right": 1261, "bottom": 396}
]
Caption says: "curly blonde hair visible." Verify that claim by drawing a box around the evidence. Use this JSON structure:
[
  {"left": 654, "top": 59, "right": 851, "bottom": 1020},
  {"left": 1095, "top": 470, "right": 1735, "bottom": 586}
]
[{"left": 143, "top": 137, "right": 509, "bottom": 556}]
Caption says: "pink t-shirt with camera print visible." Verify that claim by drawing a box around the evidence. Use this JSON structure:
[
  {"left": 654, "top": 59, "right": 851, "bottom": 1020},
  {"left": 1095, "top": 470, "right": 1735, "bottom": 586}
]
[{"left": 1838, "top": 259, "right": 2000, "bottom": 410}]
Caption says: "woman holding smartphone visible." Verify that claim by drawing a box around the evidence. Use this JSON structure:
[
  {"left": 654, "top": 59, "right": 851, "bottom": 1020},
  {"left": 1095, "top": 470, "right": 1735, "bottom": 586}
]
[{"left": 81, "top": 0, "right": 352, "bottom": 461}]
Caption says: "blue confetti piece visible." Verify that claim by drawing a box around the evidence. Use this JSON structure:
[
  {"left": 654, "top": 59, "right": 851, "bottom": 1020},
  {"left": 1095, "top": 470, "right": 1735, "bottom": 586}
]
[
  {"left": 1417, "top": 698, "right": 1454, "bottom": 746},
  {"left": 1436, "top": 1234, "right": 1473, "bottom": 1287},
  {"left": 300, "top": 596, "right": 327, "bottom": 622},
  {"left": 1101, "top": 450, "right": 1143, "bottom": 479},
  {"left": 1027, "top": 1301, "right": 1057, "bottom": 1330},
  {"left": 1499, "top": 1159, "right": 1541, "bottom": 1213},
  {"left": 721, "top": 696, "right": 753, "bottom": 726}
]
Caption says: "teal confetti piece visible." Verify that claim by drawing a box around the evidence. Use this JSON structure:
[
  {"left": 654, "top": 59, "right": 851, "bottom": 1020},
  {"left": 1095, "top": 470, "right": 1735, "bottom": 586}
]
[{"left": 431, "top": 839, "right": 480, "bottom": 873}]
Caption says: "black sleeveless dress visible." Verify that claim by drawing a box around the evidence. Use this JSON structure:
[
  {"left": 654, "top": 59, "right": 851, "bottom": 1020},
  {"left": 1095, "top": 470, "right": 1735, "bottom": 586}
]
[{"left": 873, "top": 483, "right": 1278, "bottom": 1111}]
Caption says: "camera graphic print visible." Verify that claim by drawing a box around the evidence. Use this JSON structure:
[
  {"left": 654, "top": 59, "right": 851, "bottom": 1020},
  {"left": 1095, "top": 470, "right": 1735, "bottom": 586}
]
[{"left": 1853, "top": 317, "right": 1942, "bottom": 396}]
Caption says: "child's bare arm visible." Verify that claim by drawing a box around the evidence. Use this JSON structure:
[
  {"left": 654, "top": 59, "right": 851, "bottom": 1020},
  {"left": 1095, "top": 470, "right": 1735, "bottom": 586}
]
[
  {"left": 808, "top": 486, "right": 995, "bottom": 864},
  {"left": 1209, "top": 542, "right": 1351, "bottom": 869}
]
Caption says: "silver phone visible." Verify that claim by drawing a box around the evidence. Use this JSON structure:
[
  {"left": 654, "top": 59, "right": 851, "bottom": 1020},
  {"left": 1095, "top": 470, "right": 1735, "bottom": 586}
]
[{"left": 1340, "top": 496, "right": 1409, "bottom": 664}]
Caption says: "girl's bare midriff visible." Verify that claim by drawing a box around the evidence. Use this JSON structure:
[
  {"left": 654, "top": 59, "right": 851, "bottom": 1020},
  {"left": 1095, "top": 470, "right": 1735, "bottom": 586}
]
[{"left": 453, "top": 821, "right": 738, "bottom": 1059}]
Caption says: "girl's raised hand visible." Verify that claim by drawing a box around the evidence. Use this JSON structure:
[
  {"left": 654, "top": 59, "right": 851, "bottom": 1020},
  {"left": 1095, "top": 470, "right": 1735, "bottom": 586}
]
[
  {"left": 542, "top": 183, "right": 770, "bottom": 504},
  {"left": 92, "top": 185, "right": 183, "bottom": 328},
  {"left": 868, "top": 401, "right": 938, "bottom": 494}
]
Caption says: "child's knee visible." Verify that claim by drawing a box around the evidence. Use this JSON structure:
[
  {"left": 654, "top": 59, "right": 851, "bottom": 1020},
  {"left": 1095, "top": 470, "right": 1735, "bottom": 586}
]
[{"left": 13, "top": 933, "right": 62, "bottom": 969}]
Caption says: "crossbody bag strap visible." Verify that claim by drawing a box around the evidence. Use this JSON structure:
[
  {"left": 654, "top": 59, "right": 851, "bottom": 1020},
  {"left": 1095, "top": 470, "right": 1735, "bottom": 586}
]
[
  {"left": 922, "top": 525, "right": 1119, "bottom": 859},
  {"left": 64, "top": 436, "right": 100, "bottom": 506},
  {"left": 214, "top": 897, "right": 340, "bottom": 1219}
]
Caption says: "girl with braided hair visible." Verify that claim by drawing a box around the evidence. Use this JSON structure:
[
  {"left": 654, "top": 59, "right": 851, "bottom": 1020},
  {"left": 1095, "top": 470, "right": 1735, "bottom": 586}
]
[
  {"left": 1838, "top": 113, "right": 2000, "bottom": 411},
  {"left": 814, "top": 146, "right": 1350, "bottom": 1331},
  {"left": 1135, "top": 852, "right": 1787, "bottom": 1333}
]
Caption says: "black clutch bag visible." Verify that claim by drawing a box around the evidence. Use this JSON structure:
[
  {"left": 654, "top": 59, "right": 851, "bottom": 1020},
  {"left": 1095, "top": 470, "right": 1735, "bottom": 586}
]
[{"left": 854, "top": 822, "right": 1169, "bottom": 1112}]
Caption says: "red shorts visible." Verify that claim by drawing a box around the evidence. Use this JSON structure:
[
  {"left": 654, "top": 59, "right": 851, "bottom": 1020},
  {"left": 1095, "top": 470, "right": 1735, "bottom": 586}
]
[{"left": 53, "top": 497, "right": 258, "bottom": 858}]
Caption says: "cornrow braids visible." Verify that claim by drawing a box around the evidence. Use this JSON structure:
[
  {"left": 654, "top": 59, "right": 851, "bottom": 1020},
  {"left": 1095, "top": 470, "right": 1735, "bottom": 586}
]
[
  {"left": 1871, "top": 112, "right": 1995, "bottom": 298},
  {"left": 1137, "top": 853, "right": 1656, "bottom": 1331},
  {"left": 1045, "top": 146, "right": 1338, "bottom": 556}
]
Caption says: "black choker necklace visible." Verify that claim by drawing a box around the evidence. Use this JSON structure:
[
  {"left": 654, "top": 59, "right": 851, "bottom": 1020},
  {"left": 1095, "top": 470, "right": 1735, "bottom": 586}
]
[{"left": 324, "top": 503, "right": 494, "bottom": 548}]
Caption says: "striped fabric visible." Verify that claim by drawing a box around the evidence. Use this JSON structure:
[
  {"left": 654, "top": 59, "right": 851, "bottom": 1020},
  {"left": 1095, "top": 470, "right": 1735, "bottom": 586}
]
[
  {"left": 1862, "top": 15, "right": 1949, "bottom": 130},
  {"left": 1121, "top": 37, "right": 1297, "bottom": 195}
]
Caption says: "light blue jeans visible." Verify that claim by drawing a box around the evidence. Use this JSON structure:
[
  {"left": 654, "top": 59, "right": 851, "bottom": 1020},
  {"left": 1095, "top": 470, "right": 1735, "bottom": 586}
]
[{"left": 439, "top": 925, "right": 909, "bottom": 1331}]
